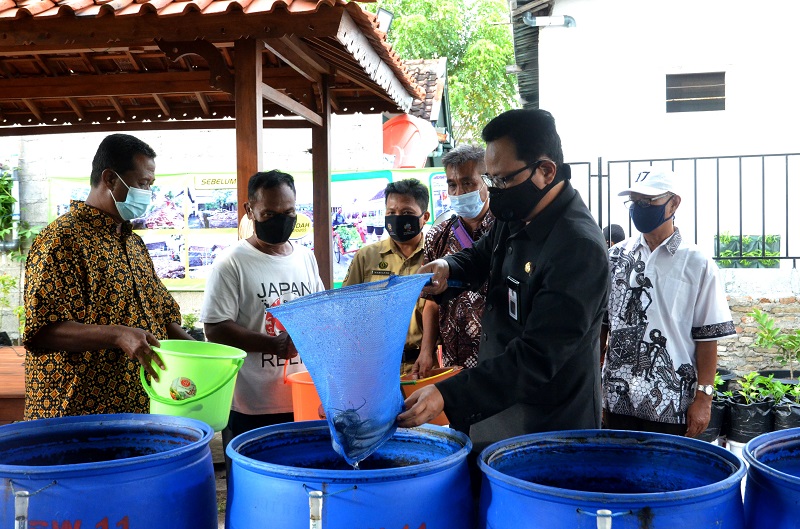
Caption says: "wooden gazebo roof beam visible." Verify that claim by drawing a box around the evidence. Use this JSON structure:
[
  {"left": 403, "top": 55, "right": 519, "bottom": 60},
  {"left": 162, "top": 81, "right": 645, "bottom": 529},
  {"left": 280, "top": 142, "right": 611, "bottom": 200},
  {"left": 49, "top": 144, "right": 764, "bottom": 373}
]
[
  {"left": 261, "top": 82, "right": 321, "bottom": 126},
  {"left": 152, "top": 93, "right": 171, "bottom": 117},
  {"left": 195, "top": 92, "right": 211, "bottom": 116},
  {"left": 0, "top": 72, "right": 217, "bottom": 98},
  {"left": 21, "top": 99, "right": 43, "bottom": 122},
  {"left": 109, "top": 96, "right": 126, "bottom": 119},
  {"left": 0, "top": 10, "right": 343, "bottom": 53},
  {"left": 65, "top": 97, "right": 85, "bottom": 120},
  {"left": 265, "top": 38, "right": 326, "bottom": 84},
  {"left": 1, "top": 118, "right": 315, "bottom": 136}
]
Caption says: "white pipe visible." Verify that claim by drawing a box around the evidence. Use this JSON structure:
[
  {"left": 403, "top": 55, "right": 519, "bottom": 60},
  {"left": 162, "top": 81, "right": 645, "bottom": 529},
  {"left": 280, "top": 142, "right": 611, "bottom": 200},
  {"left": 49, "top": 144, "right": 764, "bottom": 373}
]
[
  {"left": 309, "top": 490, "right": 323, "bottom": 529},
  {"left": 15, "top": 490, "right": 30, "bottom": 529},
  {"left": 596, "top": 509, "right": 613, "bottom": 529},
  {"left": 522, "top": 12, "right": 576, "bottom": 28}
]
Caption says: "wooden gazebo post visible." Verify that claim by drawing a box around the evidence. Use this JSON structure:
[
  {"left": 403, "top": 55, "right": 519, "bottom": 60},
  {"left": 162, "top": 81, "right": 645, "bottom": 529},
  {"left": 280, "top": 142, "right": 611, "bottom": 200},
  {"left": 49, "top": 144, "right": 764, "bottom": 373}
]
[
  {"left": 312, "top": 75, "right": 333, "bottom": 289},
  {"left": 234, "top": 37, "right": 263, "bottom": 233},
  {"left": 232, "top": 38, "right": 333, "bottom": 288}
]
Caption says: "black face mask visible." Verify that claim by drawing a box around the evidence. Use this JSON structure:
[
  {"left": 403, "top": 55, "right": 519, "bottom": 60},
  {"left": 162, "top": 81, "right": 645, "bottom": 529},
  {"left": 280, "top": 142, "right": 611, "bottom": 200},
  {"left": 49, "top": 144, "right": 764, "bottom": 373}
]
[
  {"left": 629, "top": 198, "right": 674, "bottom": 234},
  {"left": 385, "top": 214, "right": 423, "bottom": 242},
  {"left": 488, "top": 164, "right": 568, "bottom": 222},
  {"left": 254, "top": 214, "right": 297, "bottom": 244}
]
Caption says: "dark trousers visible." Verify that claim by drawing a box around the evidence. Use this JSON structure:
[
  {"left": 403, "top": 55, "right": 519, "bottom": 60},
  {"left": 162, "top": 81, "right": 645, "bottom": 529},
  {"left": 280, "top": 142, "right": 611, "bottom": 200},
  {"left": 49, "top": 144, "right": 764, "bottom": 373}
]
[
  {"left": 222, "top": 409, "right": 294, "bottom": 479},
  {"left": 402, "top": 347, "right": 421, "bottom": 364},
  {"left": 603, "top": 410, "right": 687, "bottom": 436}
]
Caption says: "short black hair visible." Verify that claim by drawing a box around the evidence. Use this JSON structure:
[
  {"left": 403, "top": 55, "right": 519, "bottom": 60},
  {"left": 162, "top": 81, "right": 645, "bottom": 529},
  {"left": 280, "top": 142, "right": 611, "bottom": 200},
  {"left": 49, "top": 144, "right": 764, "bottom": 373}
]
[
  {"left": 481, "top": 109, "right": 564, "bottom": 166},
  {"left": 603, "top": 224, "right": 626, "bottom": 245},
  {"left": 442, "top": 144, "right": 486, "bottom": 173},
  {"left": 90, "top": 134, "right": 157, "bottom": 187},
  {"left": 248, "top": 170, "right": 296, "bottom": 200},
  {"left": 385, "top": 178, "right": 429, "bottom": 213}
]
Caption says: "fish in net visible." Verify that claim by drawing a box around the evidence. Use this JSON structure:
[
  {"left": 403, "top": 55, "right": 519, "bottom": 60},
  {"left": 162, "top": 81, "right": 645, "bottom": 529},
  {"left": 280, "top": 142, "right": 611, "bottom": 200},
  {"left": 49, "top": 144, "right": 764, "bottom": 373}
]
[{"left": 268, "top": 273, "right": 432, "bottom": 466}]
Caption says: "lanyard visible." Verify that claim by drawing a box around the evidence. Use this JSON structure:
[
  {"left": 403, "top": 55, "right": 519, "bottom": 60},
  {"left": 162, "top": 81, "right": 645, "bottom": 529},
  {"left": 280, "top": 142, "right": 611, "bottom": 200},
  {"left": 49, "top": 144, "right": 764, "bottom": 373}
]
[{"left": 451, "top": 217, "right": 474, "bottom": 249}]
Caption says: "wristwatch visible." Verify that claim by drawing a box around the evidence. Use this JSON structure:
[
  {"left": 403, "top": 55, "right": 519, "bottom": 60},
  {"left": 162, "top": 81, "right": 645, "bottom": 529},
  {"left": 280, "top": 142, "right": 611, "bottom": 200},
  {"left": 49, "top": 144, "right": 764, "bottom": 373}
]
[{"left": 696, "top": 384, "right": 714, "bottom": 396}]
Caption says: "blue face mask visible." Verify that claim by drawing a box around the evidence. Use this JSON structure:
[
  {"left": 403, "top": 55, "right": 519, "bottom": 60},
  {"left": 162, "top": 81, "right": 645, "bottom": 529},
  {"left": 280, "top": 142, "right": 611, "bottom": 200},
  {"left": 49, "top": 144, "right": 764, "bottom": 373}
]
[
  {"left": 630, "top": 197, "right": 674, "bottom": 234},
  {"left": 449, "top": 188, "right": 486, "bottom": 219},
  {"left": 111, "top": 173, "right": 151, "bottom": 221}
]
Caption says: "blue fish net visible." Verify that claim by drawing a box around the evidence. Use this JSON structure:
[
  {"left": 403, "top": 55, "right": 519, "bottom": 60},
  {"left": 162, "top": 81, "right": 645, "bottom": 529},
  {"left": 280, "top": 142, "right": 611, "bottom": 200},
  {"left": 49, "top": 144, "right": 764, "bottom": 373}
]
[{"left": 268, "top": 274, "right": 432, "bottom": 465}]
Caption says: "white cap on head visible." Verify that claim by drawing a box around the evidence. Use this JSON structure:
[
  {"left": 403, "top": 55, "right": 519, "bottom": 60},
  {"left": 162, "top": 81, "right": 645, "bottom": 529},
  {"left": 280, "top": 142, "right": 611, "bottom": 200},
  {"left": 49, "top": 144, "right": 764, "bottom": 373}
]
[{"left": 618, "top": 169, "right": 679, "bottom": 197}]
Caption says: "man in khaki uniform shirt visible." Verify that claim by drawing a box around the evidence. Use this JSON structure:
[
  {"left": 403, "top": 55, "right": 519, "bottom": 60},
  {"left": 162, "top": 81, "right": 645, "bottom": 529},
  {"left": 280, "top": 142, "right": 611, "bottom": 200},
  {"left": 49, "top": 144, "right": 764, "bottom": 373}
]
[{"left": 343, "top": 178, "right": 430, "bottom": 364}]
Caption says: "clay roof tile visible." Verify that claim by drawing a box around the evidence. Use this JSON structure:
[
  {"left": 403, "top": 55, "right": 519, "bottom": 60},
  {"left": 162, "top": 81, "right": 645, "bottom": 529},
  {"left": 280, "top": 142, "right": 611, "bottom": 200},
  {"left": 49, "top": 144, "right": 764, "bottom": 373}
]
[{"left": 16, "top": 0, "right": 54, "bottom": 16}]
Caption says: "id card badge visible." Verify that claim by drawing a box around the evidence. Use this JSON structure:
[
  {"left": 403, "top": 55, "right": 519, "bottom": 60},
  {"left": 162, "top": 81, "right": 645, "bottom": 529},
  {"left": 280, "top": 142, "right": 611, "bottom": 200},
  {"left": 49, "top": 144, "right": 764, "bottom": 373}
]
[{"left": 506, "top": 276, "right": 520, "bottom": 321}]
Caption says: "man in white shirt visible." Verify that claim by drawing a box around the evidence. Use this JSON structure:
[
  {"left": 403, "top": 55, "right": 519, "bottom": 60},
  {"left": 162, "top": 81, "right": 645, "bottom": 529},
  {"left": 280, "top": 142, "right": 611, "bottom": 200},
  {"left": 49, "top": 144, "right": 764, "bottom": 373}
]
[
  {"left": 601, "top": 169, "right": 735, "bottom": 437},
  {"left": 201, "top": 170, "right": 325, "bottom": 450}
]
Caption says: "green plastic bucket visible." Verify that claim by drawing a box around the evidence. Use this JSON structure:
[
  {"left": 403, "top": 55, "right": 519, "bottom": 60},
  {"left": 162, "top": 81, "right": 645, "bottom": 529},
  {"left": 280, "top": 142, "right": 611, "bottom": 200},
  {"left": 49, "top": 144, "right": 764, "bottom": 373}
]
[{"left": 140, "top": 340, "right": 246, "bottom": 431}]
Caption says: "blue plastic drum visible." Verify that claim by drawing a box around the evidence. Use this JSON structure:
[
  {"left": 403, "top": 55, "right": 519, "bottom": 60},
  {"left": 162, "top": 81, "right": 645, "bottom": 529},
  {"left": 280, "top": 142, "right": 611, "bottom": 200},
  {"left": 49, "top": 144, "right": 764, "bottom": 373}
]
[
  {"left": 744, "top": 427, "right": 800, "bottom": 529},
  {"left": 0, "top": 414, "right": 217, "bottom": 528},
  {"left": 479, "top": 429, "right": 746, "bottom": 529},
  {"left": 226, "top": 420, "right": 472, "bottom": 529}
]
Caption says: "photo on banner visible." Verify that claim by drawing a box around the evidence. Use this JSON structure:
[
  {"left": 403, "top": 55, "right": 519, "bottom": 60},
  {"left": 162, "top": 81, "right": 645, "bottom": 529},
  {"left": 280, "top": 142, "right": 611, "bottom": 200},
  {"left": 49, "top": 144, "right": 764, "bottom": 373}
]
[
  {"left": 48, "top": 172, "right": 238, "bottom": 291},
  {"left": 48, "top": 169, "right": 447, "bottom": 291}
]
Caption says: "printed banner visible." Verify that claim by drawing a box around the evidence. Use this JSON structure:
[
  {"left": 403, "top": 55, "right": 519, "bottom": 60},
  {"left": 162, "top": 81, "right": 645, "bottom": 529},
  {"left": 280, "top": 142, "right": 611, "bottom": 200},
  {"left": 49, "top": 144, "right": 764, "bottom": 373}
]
[{"left": 49, "top": 169, "right": 448, "bottom": 291}]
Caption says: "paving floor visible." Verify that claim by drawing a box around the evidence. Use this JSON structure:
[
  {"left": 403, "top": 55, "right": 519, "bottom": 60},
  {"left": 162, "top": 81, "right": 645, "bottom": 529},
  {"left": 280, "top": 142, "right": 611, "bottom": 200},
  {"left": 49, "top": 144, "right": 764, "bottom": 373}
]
[{"left": 210, "top": 432, "right": 227, "bottom": 528}]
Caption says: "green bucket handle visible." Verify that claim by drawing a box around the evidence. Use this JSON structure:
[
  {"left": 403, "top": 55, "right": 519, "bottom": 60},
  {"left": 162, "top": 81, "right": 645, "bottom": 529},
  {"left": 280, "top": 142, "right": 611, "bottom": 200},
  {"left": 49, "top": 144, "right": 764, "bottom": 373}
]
[{"left": 140, "top": 357, "right": 245, "bottom": 407}]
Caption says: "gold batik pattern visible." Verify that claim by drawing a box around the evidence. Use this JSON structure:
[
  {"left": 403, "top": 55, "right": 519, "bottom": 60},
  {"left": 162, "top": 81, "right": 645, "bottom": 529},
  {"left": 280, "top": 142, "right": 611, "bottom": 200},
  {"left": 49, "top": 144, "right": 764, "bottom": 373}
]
[{"left": 23, "top": 200, "right": 181, "bottom": 419}]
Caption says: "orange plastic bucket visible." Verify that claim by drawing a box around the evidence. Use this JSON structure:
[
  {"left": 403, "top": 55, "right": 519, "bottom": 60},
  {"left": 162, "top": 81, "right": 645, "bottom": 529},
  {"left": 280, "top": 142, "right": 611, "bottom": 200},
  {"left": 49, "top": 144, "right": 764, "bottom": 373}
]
[
  {"left": 288, "top": 367, "right": 464, "bottom": 425},
  {"left": 286, "top": 371, "right": 326, "bottom": 421},
  {"left": 400, "top": 366, "right": 463, "bottom": 426}
]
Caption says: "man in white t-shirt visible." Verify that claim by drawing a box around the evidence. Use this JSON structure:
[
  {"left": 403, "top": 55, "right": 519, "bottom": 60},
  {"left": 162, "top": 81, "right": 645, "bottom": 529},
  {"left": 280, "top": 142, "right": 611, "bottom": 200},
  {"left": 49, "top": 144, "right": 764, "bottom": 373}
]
[
  {"left": 601, "top": 169, "right": 735, "bottom": 437},
  {"left": 201, "top": 170, "right": 325, "bottom": 452}
]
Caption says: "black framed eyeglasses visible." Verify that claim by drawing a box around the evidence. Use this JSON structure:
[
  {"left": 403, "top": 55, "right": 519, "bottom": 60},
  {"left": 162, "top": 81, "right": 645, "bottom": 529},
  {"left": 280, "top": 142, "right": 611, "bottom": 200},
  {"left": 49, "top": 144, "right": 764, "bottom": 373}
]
[
  {"left": 482, "top": 160, "right": 545, "bottom": 190},
  {"left": 623, "top": 192, "right": 674, "bottom": 209}
]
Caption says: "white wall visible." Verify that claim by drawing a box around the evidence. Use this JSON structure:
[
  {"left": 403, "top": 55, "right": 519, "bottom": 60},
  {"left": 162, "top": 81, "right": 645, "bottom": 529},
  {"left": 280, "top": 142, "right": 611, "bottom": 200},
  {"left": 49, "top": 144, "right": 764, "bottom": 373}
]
[
  {"left": 536, "top": 0, "right": 800, "bottom": 264},
  {"left": 539, "top": 0, "right": 800, "bottom": 161}
]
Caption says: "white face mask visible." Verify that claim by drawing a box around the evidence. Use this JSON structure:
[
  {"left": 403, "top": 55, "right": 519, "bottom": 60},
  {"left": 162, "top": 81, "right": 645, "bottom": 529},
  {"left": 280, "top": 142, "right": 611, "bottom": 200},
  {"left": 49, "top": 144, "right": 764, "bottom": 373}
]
[
  {"left": 110, "top": 173, "right": 151, "bottom": 221},
  {"left": 449, "top": 188, "right": 486, "bottom": 219}
]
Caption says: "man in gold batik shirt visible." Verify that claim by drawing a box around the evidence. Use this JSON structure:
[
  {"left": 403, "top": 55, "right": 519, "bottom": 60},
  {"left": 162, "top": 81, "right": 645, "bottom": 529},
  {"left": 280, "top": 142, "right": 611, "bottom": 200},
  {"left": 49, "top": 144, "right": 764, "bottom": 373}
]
[{"left": 24, "top": 134, "right": 192, "bottom": 420}]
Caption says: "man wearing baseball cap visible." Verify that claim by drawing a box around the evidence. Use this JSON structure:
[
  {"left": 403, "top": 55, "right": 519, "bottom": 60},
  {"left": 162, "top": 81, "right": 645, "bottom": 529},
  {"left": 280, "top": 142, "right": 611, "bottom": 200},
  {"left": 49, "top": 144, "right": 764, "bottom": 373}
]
[{"left": 601, "top": 169, "right": 735, "bottom": 437}]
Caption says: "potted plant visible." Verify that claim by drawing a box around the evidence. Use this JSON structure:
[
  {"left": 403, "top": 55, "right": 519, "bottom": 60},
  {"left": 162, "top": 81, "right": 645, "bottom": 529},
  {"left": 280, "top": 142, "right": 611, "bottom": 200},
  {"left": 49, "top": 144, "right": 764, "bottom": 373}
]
[
  {"left": 725, "top": 372, "right": 774, "bottom": 444},
  {"left": 697, "top": 372, "right": 730, "bottom": 443},
  {"left": 714, "top": 233, "right": 781, "bottom": 268},
  {"left": 750, "top": 308, "right": 800, "bottom": 382},
  {"left": 715, "top": 368, "right": 737, "bottom": 393},
  {"left": 0, "top": 273, "right": 17, "bottom": 346},
  {"left": 8, "top": 220, "right": 41, "bottom": 263},
  {"left": 773, "top": 382, "right": 800, "bottom": 431},
  {"left": 182, "top": 312, "right": 205, "bottom": 341},
  {"left": 12, "top": 305, "right": 24, "bottom": 346},
  {"left": 0, "top": 165, "right": 17, "bottom": 252}
]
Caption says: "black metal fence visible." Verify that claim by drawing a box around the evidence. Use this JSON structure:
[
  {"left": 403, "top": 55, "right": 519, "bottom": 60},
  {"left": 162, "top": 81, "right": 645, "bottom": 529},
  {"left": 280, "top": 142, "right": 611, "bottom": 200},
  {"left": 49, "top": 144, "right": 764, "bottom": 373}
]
[{"left": 567, "top": 154, "right": 800, "bottom": 269}]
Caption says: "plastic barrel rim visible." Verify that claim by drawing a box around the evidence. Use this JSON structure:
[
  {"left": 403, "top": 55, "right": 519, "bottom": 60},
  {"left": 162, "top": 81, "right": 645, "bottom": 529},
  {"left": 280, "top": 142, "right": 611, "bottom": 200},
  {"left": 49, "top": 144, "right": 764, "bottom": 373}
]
[
  {"left": 477, "top": 430, "right": 747, "bottom": 529},
  {"left": 224, "top": 420, "right": 474, "bottom": 529},
  {"left": 0, "top": 414, "right": 217, "bottom": 529}
]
